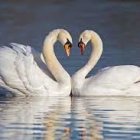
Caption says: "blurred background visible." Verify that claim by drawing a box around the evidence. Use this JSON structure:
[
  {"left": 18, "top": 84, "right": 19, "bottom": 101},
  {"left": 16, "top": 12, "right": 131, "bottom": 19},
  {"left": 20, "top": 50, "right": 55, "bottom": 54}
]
[{"left": 0, "top": 0, "right": 140, "bottom": 75}]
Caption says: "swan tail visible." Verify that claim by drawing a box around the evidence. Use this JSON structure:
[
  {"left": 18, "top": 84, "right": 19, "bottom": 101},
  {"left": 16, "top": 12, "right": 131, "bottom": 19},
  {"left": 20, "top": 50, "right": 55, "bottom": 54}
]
[
  {"left": 10, "top": 44, "right": 45, "bottom": 94},
  {"left": 0, "top": 44, "right": 34, "bottom": 95},
  {"left": 10, "top": 43, "right": 34, "bottom": 90}
]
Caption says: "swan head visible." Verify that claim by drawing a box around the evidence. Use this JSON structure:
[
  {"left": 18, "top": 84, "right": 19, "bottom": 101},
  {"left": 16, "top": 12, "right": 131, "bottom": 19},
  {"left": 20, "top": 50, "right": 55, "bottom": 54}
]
[
  {"left": 78, "top": 30, "right": 92, "bottom": 55},
  {"left": 58, "top": 29, "right": 73, "bottom": 57}
]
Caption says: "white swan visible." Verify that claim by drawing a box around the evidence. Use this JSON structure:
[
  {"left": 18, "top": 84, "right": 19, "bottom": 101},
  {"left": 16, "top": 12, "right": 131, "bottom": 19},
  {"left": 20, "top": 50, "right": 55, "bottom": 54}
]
[
  {"left": 0, "top": 29, "right": 72, "bottom": 96},
  {"left": 72, "top": 30, "right": 140, "bottom": 96}
]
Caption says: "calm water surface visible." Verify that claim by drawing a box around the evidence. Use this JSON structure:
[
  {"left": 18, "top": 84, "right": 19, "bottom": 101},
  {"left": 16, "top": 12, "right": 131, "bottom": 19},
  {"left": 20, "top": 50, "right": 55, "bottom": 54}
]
[
  {"left": 1, "top": 97, "right": 140, "bottom": 139},
  {"left": 0, "top": 0, "right": 140, "bottom": 139}
]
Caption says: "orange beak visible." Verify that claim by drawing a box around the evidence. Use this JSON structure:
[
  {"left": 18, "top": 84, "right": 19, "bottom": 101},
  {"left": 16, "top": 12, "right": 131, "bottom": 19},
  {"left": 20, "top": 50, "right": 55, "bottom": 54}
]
[
  {"left": 78, "top": 41, "right": 86, "bottom": 55},
  {"left": 64, "top": 44, "right": 72, "bottom": 57}
]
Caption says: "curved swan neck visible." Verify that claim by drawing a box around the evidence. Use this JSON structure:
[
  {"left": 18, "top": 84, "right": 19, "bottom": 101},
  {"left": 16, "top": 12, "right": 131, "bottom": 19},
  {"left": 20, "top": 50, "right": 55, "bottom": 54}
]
[
  {"left": 77, "top": 31, "right": 103, "bottom": 78},
  {"left": 42, "top": 29, "right": 70, "bottom": 84}
]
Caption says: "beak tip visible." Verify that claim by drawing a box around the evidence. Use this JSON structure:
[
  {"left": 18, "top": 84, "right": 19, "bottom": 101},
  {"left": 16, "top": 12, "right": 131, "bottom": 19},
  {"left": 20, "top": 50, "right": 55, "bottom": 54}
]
[{"left": 66, "top": 52, "right": 70, "bottom": 57}]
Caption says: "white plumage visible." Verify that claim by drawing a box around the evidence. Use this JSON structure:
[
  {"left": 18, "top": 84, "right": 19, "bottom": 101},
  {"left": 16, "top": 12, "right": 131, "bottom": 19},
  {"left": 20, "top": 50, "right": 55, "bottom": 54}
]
[
  {"left": 72, "top": 30, "right": 140, "bottom": 96},
  {"left": 0, "top": 29, "right": 72, "bottom": 96}
]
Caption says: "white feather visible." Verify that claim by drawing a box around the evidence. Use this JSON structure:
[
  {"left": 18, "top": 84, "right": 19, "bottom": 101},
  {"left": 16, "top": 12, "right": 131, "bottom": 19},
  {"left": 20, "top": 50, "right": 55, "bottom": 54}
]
[
  {"left": 0, "top": 29, "right": 72, "bottom": 96},
  {"left": 72, "top": 30, "right": 140, "bottom": 96}
]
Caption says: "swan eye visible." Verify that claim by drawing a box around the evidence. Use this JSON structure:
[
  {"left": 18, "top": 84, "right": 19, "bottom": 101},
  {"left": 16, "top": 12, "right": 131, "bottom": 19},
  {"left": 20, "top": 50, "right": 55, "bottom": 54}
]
[
  {"left": 78, "top": 39, "right": 86, "bottom": 48},
  {"left": 65, "top": 39, "right": 72, "bottom": 48}
]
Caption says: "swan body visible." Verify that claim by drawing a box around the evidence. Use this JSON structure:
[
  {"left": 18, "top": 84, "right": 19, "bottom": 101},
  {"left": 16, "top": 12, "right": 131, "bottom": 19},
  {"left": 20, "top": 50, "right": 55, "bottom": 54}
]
[
  {"left": 72, "top": 30, "right": 140, "bottom": 96},
  {"left": 0, "top": 29, "right": 72, "bottom": 96}
]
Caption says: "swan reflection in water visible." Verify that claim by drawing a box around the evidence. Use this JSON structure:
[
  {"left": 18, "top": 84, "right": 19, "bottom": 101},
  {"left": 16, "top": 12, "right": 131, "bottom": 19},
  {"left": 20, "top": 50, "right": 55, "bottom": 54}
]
[
  {"left": 0, "top": 97, "right": 72, "bottom": 140},
  {"left": 71, "top": 97, "right": 140, "bottom": 139},
  {"left": 1, "top": 97, "right": 140, "bottom": 139}
]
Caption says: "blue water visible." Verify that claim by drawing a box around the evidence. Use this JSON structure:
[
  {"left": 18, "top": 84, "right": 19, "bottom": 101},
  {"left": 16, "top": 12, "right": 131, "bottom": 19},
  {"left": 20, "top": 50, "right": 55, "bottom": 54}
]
[
  {"left": 1, "top": 96, "right": 140, "bottom": 139},
  {"left": 0, "top": 0, "right": 140, "bottom": 139}
]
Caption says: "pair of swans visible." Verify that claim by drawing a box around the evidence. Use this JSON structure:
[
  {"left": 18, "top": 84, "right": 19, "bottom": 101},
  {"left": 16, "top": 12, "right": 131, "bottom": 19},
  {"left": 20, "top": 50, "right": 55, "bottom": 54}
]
[{"left": 0, "top": 29, "right": 140, "bottom": 96}]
